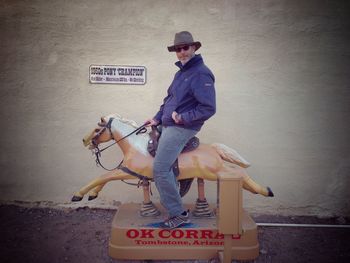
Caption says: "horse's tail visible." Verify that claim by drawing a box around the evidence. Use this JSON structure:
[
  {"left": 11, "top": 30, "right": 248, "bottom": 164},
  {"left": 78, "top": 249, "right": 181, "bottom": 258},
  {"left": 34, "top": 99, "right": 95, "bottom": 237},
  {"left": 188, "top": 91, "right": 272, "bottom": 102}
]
[{"left": 211, "top": 143, "right": 251, "bottom": 168}]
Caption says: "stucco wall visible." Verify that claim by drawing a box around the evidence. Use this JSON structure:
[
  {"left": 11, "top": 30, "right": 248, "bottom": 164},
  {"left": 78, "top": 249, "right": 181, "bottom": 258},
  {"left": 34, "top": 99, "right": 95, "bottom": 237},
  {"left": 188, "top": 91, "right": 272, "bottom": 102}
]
[{"left": 0, "top": 0, "right": 349, "bottom": 217}]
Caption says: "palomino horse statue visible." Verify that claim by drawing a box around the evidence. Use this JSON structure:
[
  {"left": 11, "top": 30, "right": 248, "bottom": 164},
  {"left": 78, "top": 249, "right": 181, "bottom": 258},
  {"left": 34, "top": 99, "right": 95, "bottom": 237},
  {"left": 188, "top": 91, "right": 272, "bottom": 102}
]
[{"left": 72, "top": 114, "right": 273, "bottom": 217}]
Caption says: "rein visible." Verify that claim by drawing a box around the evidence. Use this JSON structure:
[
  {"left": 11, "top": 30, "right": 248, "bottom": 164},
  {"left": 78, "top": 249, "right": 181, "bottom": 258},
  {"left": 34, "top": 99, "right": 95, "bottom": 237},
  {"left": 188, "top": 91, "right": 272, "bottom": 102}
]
[{"left": 93, "top": 119, "right": 149, "bottom": 171}]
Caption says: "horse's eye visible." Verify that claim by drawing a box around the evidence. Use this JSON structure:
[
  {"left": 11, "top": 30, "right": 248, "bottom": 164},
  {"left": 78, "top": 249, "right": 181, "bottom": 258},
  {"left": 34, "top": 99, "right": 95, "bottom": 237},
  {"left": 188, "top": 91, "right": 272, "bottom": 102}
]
[{"left": 95, "top": 128, "right": 100, "bottom": 132}]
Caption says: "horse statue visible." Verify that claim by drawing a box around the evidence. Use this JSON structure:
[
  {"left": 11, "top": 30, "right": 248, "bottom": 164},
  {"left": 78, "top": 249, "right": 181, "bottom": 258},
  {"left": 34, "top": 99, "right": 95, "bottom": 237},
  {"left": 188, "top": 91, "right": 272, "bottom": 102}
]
[{"left": 72, "top": 114, "right": 274, "bottom": 217}]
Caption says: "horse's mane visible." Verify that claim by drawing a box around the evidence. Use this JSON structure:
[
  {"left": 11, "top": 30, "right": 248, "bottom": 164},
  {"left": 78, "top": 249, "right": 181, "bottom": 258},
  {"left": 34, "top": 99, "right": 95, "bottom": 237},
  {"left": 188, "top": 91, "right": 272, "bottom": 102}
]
[
  {"left": 106, "top": 113, "right": 139, "bottom": 128},
  {"left": 106, "top": 114, "right": 149, "bottom": 155}
]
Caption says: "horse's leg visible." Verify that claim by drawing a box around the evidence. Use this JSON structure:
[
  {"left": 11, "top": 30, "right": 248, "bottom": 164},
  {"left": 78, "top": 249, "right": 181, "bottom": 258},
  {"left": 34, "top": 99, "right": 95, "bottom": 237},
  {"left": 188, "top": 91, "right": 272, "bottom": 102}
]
[
  {"left": 192, "top": 178, "right": 215, "bottom": 217},
  {"left": 142, "top": 179, "right": 152, "bottom": 203},
  {"left": 242, "top": 175, "right": 274, "bottom": 197},
  {"left": 197, "top": 178, "right": 206, "bottom": 201},
  {"left": 72, "top": 170, "right": 126, "bottom": 201},
  {"left": 223, "top": 163, "right": 274, "bottom": 197},
  {"left": 140, "top": 180, "right": 161, "bottom": 217},
  {"left": 87, "top": 183, "right": 107, "bottom": 201}
]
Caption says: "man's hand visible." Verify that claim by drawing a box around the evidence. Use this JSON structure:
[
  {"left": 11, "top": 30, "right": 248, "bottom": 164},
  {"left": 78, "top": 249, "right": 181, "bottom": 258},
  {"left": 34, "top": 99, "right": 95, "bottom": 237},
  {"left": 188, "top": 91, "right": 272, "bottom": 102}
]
[
  {"left": 172, "top": 111, "right": 182, "bottom": 124},
  {"left": 145, "top": 118, "right": 159, "bottom": 127}
]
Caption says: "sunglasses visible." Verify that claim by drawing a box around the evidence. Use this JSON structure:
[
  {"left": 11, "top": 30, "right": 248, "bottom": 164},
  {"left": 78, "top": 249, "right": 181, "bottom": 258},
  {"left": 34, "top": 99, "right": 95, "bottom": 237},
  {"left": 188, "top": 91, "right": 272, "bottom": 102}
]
[{"left": 175, "top": 45, "right": 191, "bottom": 53}]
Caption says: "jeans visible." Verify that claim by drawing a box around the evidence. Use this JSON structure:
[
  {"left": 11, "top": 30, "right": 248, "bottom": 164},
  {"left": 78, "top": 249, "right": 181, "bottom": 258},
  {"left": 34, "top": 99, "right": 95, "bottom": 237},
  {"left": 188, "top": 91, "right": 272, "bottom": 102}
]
[{"left": 153, "top": 126, "right": 198, "bottom": 217}]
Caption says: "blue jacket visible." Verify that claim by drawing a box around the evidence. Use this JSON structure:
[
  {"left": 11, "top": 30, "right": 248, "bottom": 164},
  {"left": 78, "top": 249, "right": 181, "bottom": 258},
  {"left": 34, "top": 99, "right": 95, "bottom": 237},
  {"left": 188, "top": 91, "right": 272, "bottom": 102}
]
[{"left": 154, "top": 54, "right": 216, "bottom": 131}]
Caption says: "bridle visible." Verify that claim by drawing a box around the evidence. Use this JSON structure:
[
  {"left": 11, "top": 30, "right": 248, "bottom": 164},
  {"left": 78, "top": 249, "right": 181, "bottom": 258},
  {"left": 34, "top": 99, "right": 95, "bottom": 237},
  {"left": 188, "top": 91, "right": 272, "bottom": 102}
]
[
  {"left": 91, "top": 117, "right": 116, "bottom": 154},
  {"left": 91, "top": 118, "right": 149, "bottom": 171}
]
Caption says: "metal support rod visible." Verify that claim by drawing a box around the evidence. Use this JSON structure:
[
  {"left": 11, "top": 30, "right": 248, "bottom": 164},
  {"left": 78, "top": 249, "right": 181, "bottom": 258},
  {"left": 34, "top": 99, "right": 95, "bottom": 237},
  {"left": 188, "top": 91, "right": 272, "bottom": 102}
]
[{"left": 257, "top": 222, "right": 350, "bottom": 228}]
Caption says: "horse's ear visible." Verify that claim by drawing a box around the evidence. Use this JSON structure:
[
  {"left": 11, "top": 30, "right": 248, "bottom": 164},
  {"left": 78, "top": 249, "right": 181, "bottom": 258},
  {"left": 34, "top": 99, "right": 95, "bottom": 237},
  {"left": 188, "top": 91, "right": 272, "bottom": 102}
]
[{"left": 98, "top": 117, "right": 106, "bottom": 127}]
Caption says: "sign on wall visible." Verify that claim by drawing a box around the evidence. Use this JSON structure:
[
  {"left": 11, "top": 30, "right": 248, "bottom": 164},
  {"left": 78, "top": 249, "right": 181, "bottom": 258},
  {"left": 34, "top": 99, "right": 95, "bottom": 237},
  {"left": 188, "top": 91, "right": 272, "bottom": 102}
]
[{"left": 89, "top": 65, "right": 146, "bottom": 85}]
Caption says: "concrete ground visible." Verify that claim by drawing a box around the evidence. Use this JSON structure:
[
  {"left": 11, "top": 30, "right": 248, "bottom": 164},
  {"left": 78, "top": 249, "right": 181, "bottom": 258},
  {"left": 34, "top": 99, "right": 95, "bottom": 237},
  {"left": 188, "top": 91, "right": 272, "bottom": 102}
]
[{"left": 1, "top": 203, "right": 349, "bottom": 263}]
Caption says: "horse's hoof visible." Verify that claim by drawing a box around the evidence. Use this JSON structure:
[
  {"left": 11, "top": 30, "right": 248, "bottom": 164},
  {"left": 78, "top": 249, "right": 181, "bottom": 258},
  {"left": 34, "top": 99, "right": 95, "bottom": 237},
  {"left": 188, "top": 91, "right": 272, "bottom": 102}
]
[
  {"left": 88, "top": 195, "right": 97, "bottom": 201},
  {"left": 71, "top": 195, "right": 83, "bottom": 202},
  {"left": 267, "top": 187, "right": 274, "bottom": 197}
]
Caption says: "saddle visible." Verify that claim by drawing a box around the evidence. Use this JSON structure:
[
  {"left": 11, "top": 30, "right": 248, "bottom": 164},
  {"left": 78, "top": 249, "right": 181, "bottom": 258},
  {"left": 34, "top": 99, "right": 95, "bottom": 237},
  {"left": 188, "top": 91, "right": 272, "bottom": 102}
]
[
  {"left": 147, "top": 125, "right": 200, "bottom": 197},
  {"left": 147, "top": 125, "right": 199, "bottom": 158}
]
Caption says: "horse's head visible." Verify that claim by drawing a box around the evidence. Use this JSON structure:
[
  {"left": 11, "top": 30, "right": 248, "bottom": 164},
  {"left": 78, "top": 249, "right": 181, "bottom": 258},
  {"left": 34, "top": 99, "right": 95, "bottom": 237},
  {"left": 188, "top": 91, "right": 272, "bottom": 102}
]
[
  {"left": 82, "top": 116, "right": 115, "bottom": 149},
  {"left": 83, "top": 114, "right": 143, "bottom": 152}
]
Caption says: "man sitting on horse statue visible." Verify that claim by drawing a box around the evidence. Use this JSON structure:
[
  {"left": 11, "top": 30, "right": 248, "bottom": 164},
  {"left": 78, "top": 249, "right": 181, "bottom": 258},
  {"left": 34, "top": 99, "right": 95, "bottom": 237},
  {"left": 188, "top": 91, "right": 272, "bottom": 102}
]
[{"left": 146, "top": 31, "right": 216, "bottom": 229}]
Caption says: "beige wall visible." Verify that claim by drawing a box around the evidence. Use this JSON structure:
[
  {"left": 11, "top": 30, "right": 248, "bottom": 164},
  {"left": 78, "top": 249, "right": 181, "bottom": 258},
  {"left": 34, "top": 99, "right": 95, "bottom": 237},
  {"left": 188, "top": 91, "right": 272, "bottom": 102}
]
[{"left": 0, "top": 0, "right": 349, "bottom": 217}]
